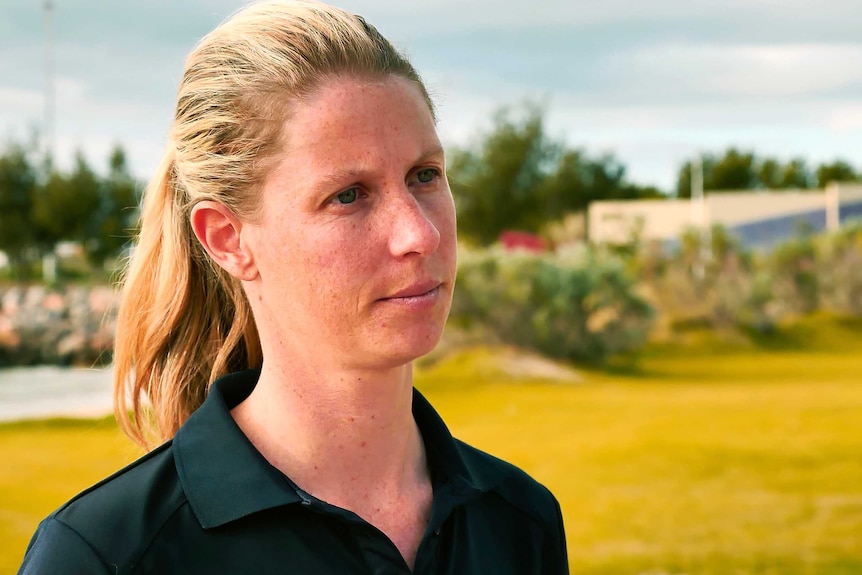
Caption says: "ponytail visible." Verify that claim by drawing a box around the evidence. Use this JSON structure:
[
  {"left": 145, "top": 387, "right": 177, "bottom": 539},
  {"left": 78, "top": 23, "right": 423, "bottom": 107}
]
[
  {"left": 113, "top": 148, "right": 261, "bottom": 449},
  {"left": 112, "top": 0, "right": 431, "bottom": 449}
]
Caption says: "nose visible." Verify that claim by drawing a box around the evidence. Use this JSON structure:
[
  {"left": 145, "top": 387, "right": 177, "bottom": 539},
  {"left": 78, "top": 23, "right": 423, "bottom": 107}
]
[{"left": 386, "top": 190, "right": 441, "bottom": 258}]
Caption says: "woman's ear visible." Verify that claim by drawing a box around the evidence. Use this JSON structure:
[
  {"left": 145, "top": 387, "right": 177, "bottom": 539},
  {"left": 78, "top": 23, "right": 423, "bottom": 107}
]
[{"left": 190, "top": 201, "right": 259, "bottom": 281}]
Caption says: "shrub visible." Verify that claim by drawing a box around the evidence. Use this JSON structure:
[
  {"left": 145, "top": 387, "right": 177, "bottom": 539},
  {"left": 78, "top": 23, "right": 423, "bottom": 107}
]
[
  {"left": 817, "top": 221, "right": 862, "bottom": 316},
  {"left": 769, "top": 227, "right": 819, "bottom": 316},
  {"left": 635, "top": 225, "right": 776, "bottom": 334},
  {"left": 450, "top": 245, "right": 654, "bottom": 362}
]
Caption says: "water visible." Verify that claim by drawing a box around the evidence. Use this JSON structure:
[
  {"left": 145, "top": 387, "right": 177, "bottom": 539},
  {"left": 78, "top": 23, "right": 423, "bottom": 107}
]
[{"left": 0, "top": 366, "right": 114, "bottom": 422}]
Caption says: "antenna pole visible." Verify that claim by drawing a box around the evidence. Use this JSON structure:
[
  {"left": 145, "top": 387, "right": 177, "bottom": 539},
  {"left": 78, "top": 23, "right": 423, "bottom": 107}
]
[{"left": 43, "top": 0, "right": 55, "bottom": 162}]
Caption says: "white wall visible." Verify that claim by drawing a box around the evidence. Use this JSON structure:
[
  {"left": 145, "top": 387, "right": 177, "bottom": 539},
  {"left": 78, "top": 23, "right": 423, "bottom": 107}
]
[
  {"left": 705, "top": 190, "right": 824, "bottom": 227},
  {"left": 589, "top": 199, "right": 693, "bottom": 244},
  {"left": 836, "top": 183, "right": 862, "bottom": 203},
  {"left": 589, "top": 184, "right": 862, "bottom": 244}
]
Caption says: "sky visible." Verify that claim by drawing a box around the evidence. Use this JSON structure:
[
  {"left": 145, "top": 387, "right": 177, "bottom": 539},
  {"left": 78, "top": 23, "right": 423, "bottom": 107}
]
[{"left": 1, "top": 0, "right": 860, "bottom": 193}]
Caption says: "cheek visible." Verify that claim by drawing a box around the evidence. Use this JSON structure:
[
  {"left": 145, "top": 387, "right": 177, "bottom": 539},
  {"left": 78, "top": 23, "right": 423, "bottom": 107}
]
[
  {"left": 252, "top": 221, "right": 324, "bottom": 299},
  {"left": 304, "top": 224, "right": 375, "bottom": 293},
  {"left": 309, "top": 221, "right": 364, "bottom": 269}
]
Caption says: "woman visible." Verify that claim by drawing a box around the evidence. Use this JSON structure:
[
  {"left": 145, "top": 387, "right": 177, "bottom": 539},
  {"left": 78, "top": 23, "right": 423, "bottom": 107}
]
[{"left": 19, "top": 1, "right": 568, "bottom": 573}]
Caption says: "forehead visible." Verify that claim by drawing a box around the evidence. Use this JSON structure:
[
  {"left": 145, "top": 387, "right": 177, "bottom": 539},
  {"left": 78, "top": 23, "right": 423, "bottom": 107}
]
[{"left": 276, "top": 75, "right": 439, "bottom": 166}]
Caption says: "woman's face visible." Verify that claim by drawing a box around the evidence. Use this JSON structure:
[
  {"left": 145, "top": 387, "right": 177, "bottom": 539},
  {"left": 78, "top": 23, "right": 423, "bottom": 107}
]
[{"left": 242, "top": 75, "right": 457, "bottom": 371}]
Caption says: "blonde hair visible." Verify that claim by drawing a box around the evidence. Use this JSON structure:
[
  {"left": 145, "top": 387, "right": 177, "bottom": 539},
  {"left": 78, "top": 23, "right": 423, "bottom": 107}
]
[{"left": 114, "top": 0, "right": 433, "bottom": 448}]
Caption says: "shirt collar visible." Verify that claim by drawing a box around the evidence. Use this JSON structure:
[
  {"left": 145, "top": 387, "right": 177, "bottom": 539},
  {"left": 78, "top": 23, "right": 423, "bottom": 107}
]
[
  {"left": 173, "top": 369, "right": 493, "bottom": 529},
  {"left": 410, "top": 387, "right": 496, "bottom": 494},
  {"left": 173, "top": 370, "right": 302, "bottom": 528}
]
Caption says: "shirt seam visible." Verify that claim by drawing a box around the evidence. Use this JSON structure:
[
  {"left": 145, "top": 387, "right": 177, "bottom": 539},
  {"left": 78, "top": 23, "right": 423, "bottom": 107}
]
[
  {"left": 51, "top": 517, "right": 118, "bottom": 575},
  {"left": 129, "top": 499, "right": 193, "bottom": 574},
  {"left": 53, "top": 441, "right": 174, "bottom": 516},
  {"left": 488, "top": 479, "right": 560, "bottom": 541}
]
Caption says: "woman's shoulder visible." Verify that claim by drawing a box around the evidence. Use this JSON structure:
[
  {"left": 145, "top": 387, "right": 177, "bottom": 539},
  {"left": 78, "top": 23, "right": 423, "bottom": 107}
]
[
  {"left": 20, "top": 441, "right": 187, "bottom": 573},
  {"left": 54, "top": 440, "right": 185, "bottom": 534},
  {"left": 451, "top": 438, "right": 563, "bottom": 530}
]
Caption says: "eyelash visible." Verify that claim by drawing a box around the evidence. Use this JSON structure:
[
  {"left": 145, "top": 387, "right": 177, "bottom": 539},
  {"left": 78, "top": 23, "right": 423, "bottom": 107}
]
[
  {"left": 413, "top": 167, "right": 441, "bottom": 185},
  {"left": 333, "top": 187, "right": 362, "bottom": 205},
  {"left": 328, "top": 167, "right": 442, "bottom": 207}
]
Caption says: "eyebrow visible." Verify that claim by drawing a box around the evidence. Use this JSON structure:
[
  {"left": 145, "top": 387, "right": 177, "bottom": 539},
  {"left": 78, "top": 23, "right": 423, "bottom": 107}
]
[{"left": 312, "top": 146, "right": 446, "bottom": 192}]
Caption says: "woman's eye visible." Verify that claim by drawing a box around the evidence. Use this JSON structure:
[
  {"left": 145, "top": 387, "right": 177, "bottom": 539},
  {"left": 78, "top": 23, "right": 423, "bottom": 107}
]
[
  {"left": 416, "top": 168, "right": 438, "bottom": 183},
  {"left": 334, "top": 188, "right": 358, "bottom": 204}
]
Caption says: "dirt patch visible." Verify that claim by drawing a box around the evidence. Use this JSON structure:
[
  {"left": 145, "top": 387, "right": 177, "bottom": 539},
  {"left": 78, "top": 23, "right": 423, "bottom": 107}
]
[{"left": 495, "top": 352, "right": 581, "bottom": 382}]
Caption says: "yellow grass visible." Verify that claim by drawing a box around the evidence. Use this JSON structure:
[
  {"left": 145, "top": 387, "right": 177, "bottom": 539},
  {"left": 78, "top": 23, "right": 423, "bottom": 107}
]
[
  {"left": 0, "top": 418, "right": 142, "bottom": 573},
  {"left": 418, "top": 346, "right": 862, "bottom": 574},
  {"left": 3, "top": 338, "right": 862, "bottom": 573}
]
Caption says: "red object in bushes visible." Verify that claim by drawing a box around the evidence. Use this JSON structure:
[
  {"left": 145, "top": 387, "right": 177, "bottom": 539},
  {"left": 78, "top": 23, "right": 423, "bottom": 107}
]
[{"left": 499, "top": 230, "right": 546, "bottom": 252}]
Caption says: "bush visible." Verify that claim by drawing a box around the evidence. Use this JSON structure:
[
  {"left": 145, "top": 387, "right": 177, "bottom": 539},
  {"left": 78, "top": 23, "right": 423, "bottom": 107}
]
[
  {"left": 817, "top": 221, "right": 862, "bottom": 316},
  {"left": 769, "top": 227, "right": 819, "bottom": 316},
  {"left": 636, "top": 225, "right": 776, "bottom": 334},
  {"left": 584, "top": 219, "right": 862, "bottom": 345},
  {"left": 450, "top": 245, "right": 654, "bottom": 362}
]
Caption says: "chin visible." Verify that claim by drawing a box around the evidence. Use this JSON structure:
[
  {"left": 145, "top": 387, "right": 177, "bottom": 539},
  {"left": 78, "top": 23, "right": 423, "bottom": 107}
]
[
  {"left": 373, "top": 322, "right": 446, "bottom": 368},
  {"left": 362, "top": 298, "right": 452, "bottom": 368}
]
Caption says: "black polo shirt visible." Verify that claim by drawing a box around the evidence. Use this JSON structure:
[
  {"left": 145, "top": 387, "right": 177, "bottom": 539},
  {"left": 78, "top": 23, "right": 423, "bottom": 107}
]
[{"left": 19, "top": 370, "right": 569, "bottom": 574}]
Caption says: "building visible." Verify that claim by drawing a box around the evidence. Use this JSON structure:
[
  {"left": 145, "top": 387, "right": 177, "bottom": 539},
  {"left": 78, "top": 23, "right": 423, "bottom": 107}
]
[{"left": 588, "top": 183, "right": 862, "bottom": 249}]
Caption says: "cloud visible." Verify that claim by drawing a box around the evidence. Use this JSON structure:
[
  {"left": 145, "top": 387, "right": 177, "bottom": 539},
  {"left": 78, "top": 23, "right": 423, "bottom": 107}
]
[
  {"left": 346, "top": 0, "right": 862, "bottom": 37},
  {"left": 826, "top": 103, "right": 862, "bottom": 133},
  {"left": 1, "top": 0, "right": 858, "bottom": 192},
  {"left": 0, "top": 86, "right": 42, "bottom": 117},
  {"left": 626, "top": 43, "right": 862, "bottom": 100}
]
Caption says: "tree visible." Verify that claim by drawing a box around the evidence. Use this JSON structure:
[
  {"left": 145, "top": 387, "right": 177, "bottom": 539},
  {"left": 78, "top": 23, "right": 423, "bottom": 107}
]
[
  {"left": 710, "top": 148, "right": 758, "bottom": 190},
  {"left": 677, "top": 149, "right": 829, "bottom": 197},
  {"left": 676, "top": 155, "right": 716, "bottom": 198},
  {"left": 816, "top": 160, "right": 858, "bottom": 188},
  {"left": 777, "top": 158, "right": 814, "bottom": 189},
  {"left": 87, "top": 145, "right": 139, "bottom": 265},
  {"left": 0, "top": 143, "right": 39, "bottom": 278},
  {"left": 448, "top": 104, "right": 561, "bottom": 244},
  {"left": 540, "top": 150, "right": 630, "bottom": 213},
  {"left": 32, "top": 151, "right": 102, "bottom": 248},
  {"left": 449, "top": 103, "right": 659, "bottom": 245},
  {"left": 758, "top": 158, "right": 783, "bottom": 190}
]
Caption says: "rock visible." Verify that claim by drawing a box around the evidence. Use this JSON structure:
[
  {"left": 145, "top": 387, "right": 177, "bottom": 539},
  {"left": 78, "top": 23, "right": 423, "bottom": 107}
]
[
  {"left": 1, "top": 287, "right": 22, "bottom": 315},
  {"left": 0, "top": 285, "right": 120, "bottom": 367},
  {"left": 0, "top": 316, "right": 20, "bottom": 348},
  {"left": 56, "top": 331, "right": 88, "bottom": 365}
]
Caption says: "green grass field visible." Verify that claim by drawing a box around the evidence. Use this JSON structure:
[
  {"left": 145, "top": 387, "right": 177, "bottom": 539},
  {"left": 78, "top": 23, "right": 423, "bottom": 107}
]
[{"left": 3, "top": 329, "right": 862, "bottom": 573}]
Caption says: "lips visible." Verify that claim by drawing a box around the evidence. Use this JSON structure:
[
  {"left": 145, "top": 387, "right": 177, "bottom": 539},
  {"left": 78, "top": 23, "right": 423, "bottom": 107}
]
[{"left": 384, "top": 280, "right": 442, "bottom": 300}]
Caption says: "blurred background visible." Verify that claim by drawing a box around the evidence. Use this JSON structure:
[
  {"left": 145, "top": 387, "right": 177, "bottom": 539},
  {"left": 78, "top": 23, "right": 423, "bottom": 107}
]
[{"left": 1, "top": 1, "right": 861, "bottom": 573}]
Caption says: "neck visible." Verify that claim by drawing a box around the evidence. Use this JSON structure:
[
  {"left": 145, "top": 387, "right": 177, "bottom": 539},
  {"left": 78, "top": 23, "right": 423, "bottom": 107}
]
[{"left": 231, "top": 355, "right": 427, "bottom": 512}]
